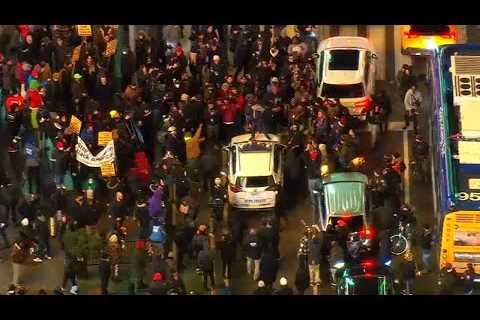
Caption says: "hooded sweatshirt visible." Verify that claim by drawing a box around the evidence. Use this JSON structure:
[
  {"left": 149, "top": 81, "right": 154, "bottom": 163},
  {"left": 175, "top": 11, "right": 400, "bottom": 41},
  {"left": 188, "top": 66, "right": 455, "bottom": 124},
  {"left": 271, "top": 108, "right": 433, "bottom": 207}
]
[{"left": 148, "top": 188, "right": 164, "bottom": 218}]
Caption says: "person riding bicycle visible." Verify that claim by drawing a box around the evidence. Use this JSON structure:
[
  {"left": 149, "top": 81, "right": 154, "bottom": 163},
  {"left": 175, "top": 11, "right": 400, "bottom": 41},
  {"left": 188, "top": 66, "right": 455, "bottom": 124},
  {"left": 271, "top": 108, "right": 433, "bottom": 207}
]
[{"left": 210, "top": 177, "right": 227, "bottom": 223}]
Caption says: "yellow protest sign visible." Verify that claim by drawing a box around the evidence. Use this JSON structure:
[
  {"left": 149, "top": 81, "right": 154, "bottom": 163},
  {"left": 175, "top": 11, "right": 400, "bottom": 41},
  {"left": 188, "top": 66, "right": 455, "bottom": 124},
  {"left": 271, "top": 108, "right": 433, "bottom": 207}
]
[
  {"left": 469, "top": 179, "right": 480, "bottom": 190},
  {"left": 77, "top": 25, "right": 92, "bottom": 37},
  {"left": 69, "top": 115, "right": 82, "bottom": 134},
  {"left": 98, "top": 131, "right": 113, "bottom": 146},
  {"left": 101, "top": 162, "right": 116, "bottom": 177}
]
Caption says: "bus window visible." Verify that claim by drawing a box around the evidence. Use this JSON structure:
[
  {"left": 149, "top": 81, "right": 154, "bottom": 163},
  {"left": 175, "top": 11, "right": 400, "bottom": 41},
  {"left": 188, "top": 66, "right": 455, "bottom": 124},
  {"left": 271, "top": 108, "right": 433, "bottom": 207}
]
[{"left": 454, "top": 231, "right": 480, "bottom": 246}]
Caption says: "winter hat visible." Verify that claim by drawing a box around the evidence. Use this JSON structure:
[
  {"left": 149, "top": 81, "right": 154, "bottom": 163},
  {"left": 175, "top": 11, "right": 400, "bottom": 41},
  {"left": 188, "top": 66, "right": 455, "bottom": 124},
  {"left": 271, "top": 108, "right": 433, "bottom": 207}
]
[
  {"left": 52, "top": 73, "right": 60, "bottom": 81},
  {"left": 257, "top": 280, "right": 265, "bottom": 288},
  {"left": 21, "top": 218, "right": 29, "bottom": 227},
  {"left": 31, "top": 70, "right": 39, "bottom": 78},
  {"left": 280, "top": 277, "right": 288, "bottom": 286},
  {"left": 153, "top": 272, "right": 163, "bottom": 282},
  {"left": 270, "top": 47, "right": 279, "bottom": 57},
  {"left": 175, "top": 46, "right": 184, "bottom": 55},
  {"left": 73, "top": 73, "right": 82, "bottom": 80},
  {"left": 167, "top": 126, "right": 177, "bottom": 133},
  {"left": 213, "top": 55, "right": 220, "bottom": 62},
  {"left": 70, "top": 285, "right": 79, "bottom": 295}
]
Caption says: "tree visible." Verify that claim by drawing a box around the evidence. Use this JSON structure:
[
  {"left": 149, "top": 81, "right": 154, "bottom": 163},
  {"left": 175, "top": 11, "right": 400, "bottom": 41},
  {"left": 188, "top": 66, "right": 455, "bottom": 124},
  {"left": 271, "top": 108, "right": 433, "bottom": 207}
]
[{"left": 63, "top": 227, "right": 105, "bottom": 278}]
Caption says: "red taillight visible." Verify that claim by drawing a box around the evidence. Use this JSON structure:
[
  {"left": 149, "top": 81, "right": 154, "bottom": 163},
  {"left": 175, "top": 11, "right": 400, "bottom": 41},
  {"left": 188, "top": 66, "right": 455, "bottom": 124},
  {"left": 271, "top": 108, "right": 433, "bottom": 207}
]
[
  {"left": 359, "top": 227, "right": 375, "bottom": 239},
  {"left": 354, "top": 97, "right": 372, "bottom": 113},
  {"left": 229, "top": 184, "right": 242, "bottom": 193},
  {"left": 360, "top": 259, "right": 376, "bottom": 269}
]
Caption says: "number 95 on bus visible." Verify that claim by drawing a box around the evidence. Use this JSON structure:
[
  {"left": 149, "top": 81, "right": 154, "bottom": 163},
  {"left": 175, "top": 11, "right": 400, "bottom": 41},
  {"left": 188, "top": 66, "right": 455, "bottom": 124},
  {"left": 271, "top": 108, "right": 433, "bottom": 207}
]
[{"left": 458, "top": 192, "right": 480, "bottom": 201}]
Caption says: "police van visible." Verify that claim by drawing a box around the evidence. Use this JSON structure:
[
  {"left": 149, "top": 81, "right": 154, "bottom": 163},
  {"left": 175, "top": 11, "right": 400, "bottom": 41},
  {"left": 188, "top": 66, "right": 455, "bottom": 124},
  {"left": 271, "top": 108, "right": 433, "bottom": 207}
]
[{"left": 222, "top": 133, "right": 285, "bottom": 213}]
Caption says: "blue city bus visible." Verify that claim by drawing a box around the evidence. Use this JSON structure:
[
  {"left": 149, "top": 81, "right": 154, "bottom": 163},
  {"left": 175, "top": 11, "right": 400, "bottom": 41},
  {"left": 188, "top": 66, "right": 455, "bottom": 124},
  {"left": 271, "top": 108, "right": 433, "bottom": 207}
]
[{"left": 430, "top": 44, "right": 480, "bottom": 275}]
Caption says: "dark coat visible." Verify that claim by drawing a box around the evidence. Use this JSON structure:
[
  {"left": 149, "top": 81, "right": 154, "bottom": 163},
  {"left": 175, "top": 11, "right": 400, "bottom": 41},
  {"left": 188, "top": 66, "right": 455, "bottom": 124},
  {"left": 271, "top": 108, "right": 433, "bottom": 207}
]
[
  {"left": 260, "top": 253, "right": 279, "bottom": 285},
  {"left": 273, "top": 286, "right": 294, "bottom": 295},
  {"left": 197, "top": 249, "right": 214, "bottom": 272},
  {"left": 99, "top": 257, "right": 111, "bottom": 280},
  {"left": 308, "top": 236, "right": 323, "bottom": 265},
  {"left": 244, "top": 233, "right": 263, "bottom": 260},
  {"left": 295, "top": 265, "right": 310, "bottom": 293},
  {"left": 218, "top": 234, "right": 236, "bottom": 263}
]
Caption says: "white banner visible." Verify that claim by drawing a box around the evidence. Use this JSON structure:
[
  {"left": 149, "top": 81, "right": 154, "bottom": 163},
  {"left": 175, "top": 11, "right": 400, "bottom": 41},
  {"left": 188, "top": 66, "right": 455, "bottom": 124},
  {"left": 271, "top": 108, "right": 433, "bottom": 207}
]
[{"left": 76, "top": 136, "right": 115, "bottom": 167}]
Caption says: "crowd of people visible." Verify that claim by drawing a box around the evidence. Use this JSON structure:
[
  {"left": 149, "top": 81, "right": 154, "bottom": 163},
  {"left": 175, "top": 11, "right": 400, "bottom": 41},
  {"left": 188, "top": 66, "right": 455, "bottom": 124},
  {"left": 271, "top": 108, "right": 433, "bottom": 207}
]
[{"left": 0, "top": 25, "right": 468, "bottom": 295}]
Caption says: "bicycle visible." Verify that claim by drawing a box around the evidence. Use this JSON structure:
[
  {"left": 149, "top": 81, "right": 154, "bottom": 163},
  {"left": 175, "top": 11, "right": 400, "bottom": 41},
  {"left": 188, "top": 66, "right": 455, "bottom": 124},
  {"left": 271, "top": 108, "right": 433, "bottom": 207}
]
[{"left": 390, "top": 216, "right": 414, "bottom": 256}]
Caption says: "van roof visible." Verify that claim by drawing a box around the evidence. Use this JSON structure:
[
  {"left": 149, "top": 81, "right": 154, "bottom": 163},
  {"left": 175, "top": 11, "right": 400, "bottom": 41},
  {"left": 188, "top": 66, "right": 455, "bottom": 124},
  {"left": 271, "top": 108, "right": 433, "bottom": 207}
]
[
  {"left": 238, "top": 152, "right": 272, "bottom": 177},
  {"left": 318, "top": 36, "right": 374, "bottom": 52},
  {"left": 230, "top": 133, "right": 280, "bottom": 145}
]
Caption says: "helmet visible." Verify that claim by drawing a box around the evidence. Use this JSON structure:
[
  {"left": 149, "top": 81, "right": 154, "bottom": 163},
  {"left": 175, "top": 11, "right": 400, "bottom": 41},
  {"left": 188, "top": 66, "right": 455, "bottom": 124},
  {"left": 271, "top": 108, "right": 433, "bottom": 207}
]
[
  {"left": 257, "top": 280, "right": 265, "bottom": 288},
  {"left": 73, "top": 73, "right": 82, "bottom": 80},
  {"left": 167, "top": 126, "right": 177, "bottom": 133},
  {"left": 279, "top": 277, "right": 288, "bottom": 286},
  {"left": 214, "top": 177, "right": 222, "bottom": 186}
]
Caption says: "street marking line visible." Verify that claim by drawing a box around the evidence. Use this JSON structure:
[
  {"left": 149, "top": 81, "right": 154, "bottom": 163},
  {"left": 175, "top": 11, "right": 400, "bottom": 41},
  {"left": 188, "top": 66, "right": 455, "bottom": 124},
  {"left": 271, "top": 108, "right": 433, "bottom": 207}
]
[{"left": 403, "top": 128, "right": 410, "bottom": 204}]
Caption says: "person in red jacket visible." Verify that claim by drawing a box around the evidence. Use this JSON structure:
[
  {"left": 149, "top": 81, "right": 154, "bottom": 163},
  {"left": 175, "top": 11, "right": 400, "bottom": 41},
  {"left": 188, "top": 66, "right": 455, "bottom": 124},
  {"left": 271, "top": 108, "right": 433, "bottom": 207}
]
[
  {"left": 6, "top": 92, "right": 25, "bottom": 113},
  {"left": 219, "top": 98, "right": 238, "bottom": 144},
  {"left": 27, "top": 88, "right": 43, "bottom": 109},
  {"left": 231, "top": 87, "right": 245, "bottom": 132}
]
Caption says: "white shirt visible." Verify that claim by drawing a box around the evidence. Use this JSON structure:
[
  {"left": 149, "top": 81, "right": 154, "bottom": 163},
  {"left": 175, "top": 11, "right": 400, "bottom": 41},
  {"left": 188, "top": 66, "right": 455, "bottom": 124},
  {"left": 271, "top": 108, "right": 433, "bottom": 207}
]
[{"left": 404, "top": 88, "right": 423, "bottom": 111}]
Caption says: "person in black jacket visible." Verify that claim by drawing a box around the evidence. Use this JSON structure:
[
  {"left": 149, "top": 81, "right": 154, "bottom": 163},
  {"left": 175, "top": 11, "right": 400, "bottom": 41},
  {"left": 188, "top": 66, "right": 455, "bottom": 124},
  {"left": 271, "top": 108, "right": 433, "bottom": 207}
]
[
  {"left": 33, "top": 214, "right": 51, "bottom": 260},
  {"left": 260, "top": 251, "right": 279, "bottom": 288},
  {"left": 217, "top": 230, "right": 236, "bottom": 287},
  {"left": 439, "top": 263, "right": 458, "bottom": 295},
  {"left": 134, "top": 195, "right": 150, "bottom": 239},
  {"left": 94, "top": 75, "right": 113, "bottom": 111},
  {"left": 295, "top": 259, "right": 310, "bottom": 295},
  {"left": 62, "top": 253, "right": 78, "bottom": 291},
  {"left": 244, "top": 228, "right": 263, "bottom": 281},
  {"left": 399, "top": 251, "right": 418, "bottom": 295},
  {"left": 197, "top": 248, "right": 215, "bottom": 291},
  {"left": 108, "top": 191, "right": 128, "bottom": 229},
  {"left": 98, "top": 252, "right": 111, "bottom": 295}
]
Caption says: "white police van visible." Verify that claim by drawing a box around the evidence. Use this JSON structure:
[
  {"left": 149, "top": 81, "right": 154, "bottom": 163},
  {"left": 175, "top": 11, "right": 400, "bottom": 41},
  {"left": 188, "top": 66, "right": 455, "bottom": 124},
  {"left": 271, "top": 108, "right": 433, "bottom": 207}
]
[{"left": 222, "top": 133, "right": 285, "bottom": 213}]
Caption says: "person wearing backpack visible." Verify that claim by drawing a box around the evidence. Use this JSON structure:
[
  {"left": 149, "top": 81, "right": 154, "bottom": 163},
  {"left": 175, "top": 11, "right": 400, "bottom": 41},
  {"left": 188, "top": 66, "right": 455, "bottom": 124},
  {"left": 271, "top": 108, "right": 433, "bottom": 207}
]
[
  {"left": 198, "top": 248, "right": 215, "bottom": 292},
  {"left": 149, "top": 216, "right": 167, "bottom": 256}
]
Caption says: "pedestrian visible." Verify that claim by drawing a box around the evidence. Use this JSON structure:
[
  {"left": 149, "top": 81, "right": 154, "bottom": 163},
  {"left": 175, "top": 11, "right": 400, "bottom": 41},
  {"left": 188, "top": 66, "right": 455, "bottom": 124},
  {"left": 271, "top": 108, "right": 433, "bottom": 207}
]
[
  {"left": 463, "top": 263, "right": 476, "bottom": 295},
  {"left": 295, "top": 258, "right": 310, "bottom": 295},
  {"left": 149, "top": 215, "right": 167, "bottom": 256},
  {"left": 98, "top": 252, "right": 111, "bottom": 295},
  {"left": 439, "top": 263, "right": 458, "bottom": 294},
  {"left": 399, "top": 251, "right": 418, "bottom": 295},
  {"left": 192, "top": 224, "right": 209, "bottom": 273},
  {"left": 130, "top": 239, "right": 149, "bottom": 292},
  {"left": 217, "top": 229, "right": 236, "bottom": 288},
  {"left": 273, "top": 277, "right": 294, "bottom": 295},
  {"left": 62, "top": 253, "right": 78, "bottom": 292},
  {"left": 253, "top": 280, "right": 272, "bottom": 295},
  {"left": 403, "top": 84, "right": 422, "bottom": 133},
  {"left": 419, "top": 224, "right": 433, "bottom": 273},
  {"left": 244, "top": 228, "right": 263, "bottom": 281},
  {"left": 303, "top": 140, "right": 322, "bottom": 205},
  {"left": 197, "top": 248, "right": 215, "bottom": 292},
  {"left": 308, "top": 229, "right": 322, "bottom": 287},
  {"left": 149, "top": 272, "right": 168, "bottom": 295},
  {"left": 259, "top": 251, "right": 279, "bottom": 288},
  {"left": 33, "top": 214, "right": 52, "bottom": 260},
  {"left": 106, "top": 233, "right": 122, "bottom": 282},
  {"left": 167, "top": 271, "right": 187, "bottom": 295},
  {"left": 10, "top": 238, "right": 28, "bottom": 286}
]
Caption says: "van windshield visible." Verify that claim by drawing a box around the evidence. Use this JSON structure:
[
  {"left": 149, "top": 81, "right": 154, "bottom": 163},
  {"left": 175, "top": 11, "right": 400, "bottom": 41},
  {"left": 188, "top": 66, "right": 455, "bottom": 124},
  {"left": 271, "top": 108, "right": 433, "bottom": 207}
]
[
  {"left": 236, "top": 176, "right": 275, "bottom": 188},
  {"left": 328, "top": 50, "right": 360, "bottom": 70},
  {"left": 322, "top": 83, "right": 365, "bottom": 99}
]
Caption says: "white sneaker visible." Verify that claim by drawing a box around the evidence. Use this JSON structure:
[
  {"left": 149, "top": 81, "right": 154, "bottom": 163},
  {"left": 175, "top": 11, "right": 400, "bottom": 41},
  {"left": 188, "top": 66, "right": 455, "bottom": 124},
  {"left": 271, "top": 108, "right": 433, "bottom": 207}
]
[
  {"left": 33, "top": 257, "right": 43, "bottom": 263},
  {"left": 45, "top": 256, "right": 52, "bottom": 260}
]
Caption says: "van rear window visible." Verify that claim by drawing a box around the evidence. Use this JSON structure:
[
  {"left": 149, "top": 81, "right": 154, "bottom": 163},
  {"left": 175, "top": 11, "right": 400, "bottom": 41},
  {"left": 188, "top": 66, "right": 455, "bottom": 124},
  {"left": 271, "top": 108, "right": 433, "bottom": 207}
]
[
  {"left": 321, "top": 83, "right": 365, "bottom": 99},
  {"left": 236, "top": 176, "right": 274, "bottom": 188},
  {"left": 328, "top": 50, "right": 360, "bottom": 70}
]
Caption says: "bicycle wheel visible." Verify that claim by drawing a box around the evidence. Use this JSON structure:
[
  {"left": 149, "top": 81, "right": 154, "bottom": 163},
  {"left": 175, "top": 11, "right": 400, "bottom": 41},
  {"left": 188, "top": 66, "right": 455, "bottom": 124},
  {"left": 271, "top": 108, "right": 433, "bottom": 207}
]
[{"left": 390, "top": 234, "right": 408, "bottom": 255}]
